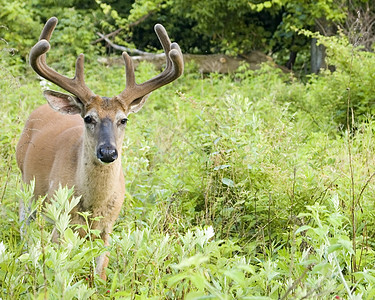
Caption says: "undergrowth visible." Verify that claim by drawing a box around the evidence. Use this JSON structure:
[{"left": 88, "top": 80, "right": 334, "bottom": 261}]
[{"left": 1, "top": 35, "right": 375, "bottom": 298}]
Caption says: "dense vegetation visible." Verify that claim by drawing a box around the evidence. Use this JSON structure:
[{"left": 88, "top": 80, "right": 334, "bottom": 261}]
[
  {"left": 1, "top": 0, "right": 373, "bottom": 71},
  {"left": 2, "top": 1, "right": 375, "bottom": 299}
]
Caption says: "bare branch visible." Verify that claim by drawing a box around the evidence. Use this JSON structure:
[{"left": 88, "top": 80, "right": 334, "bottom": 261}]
[
  {"left": 92, "top": 28, "right": 123, "bottom": 45},
  {"left": 96, "top": 32, "right": 154, "bottom": 56},
  {"left": 92, "top": 10, "right": 156, "bottom": 45}
]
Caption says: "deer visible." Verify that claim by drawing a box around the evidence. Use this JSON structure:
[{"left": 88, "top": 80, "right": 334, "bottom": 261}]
[{"left": 16, "top": 17, "right": 183, "bottom": 280}]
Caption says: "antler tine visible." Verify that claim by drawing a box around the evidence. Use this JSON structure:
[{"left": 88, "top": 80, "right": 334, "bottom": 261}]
[
  {"left": 39, "top": 16, "right": 58, "bottom": 41},
  {"left": 154, "top": 24, "right": 172, "bottom": 70},
  {"left": 29, "top": 17, "right": 95, "bottom": 102},
  {"left": 122, "top": 52, "right": 136, "bottom": 89},
  {"left": 118, "top": 24, "right": 184, "bottom": 105}
]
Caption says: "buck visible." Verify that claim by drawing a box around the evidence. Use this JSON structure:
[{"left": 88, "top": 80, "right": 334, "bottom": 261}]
[{"left": 16, "top": 17, "right": 183, "bottom": 279}]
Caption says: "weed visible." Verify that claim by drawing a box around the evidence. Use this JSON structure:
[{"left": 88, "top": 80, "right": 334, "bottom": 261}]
[{"left": 1, "top": 36, "right": 375, "bottom": 297}]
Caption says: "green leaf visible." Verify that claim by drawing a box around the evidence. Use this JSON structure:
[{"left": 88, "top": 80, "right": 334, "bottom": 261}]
[
  {"left": 312, "top": 262, "right": 330, "bottom": 275},
  {"left": 327, "top": 243, "right": 342, "bottom": 254},
  {"left": 295, "top": 225, "right": 312, "bottom": 234},
  {"left": 173, "top": 254, "right": 209, "bottom": 270},
  {"left": 338, "top": 238, "right": 355, "bottom": 255},
  {"left": 167, "top": 272, "right": 189, "bottom": 287},
  {"left": 264, "top": 1, "right": 272, "bottom": 8},
  {"left": 214, "top": 164, "right": 231, "bottom": 171},
  {"left": 18, "top": 253, "right": 30, "bottom": 262},
  {"left": 222, "top": 178, "right": 234, "bottom": 187},
  {"left": 189, "top": 273, "right": 206, "bottom": 290},
  {"left": 63, "top": 228, "right": 76, "bottom": 242},
  {"left": 223, "top": 269, "right": 246, "bottom": 285}
]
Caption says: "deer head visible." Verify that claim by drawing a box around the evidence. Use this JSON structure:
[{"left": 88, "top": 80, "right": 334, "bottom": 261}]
[{"left": 29, "top": 17, "right": 184, "bottom": 164}]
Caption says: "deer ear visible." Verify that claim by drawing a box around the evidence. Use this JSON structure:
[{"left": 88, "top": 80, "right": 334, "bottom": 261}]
[
  {"left": 129, "top": 94, "right": 149, "bottom": 114},
  {"left": 43, "top": 90, "right": 83, "bottom": 115}
]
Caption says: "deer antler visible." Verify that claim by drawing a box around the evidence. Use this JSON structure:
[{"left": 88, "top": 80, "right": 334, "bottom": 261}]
[
  {"left": 29, "top": 17, "right": 95, "bottom": 102},
  {"left": 118, "top": 24, "right": 184, "bottom": 105}
]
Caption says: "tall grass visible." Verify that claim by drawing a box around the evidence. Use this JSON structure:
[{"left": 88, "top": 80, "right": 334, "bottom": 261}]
[{"left": 1, "top": 36, "right": 375, "bottom": 298}]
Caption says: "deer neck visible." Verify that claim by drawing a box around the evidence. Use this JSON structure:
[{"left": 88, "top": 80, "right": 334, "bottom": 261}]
[{"left": 75, "top": 142, "right": 123, "bottom": 211}]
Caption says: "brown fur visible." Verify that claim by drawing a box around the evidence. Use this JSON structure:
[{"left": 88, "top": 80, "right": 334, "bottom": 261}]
[
  {"left": 20, "top": 17, "right": 183, "bottom": 280},
  {"left": 16, "top": 99, "right": 128, "bottom": 280}
]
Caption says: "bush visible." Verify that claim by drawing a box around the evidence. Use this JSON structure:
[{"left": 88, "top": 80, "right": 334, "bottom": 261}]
[
  {"left": 2, "top": 46, "right": 375, "bottom": 297},
  {"left": 299, "top": 32, "right": 375, "bottom": 129}
]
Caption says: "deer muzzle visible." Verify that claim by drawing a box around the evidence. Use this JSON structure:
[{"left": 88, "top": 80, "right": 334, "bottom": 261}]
[
  {"left": 97, "top": 145, "right": 118, "bottom": 163},
  {"left": 97, "top": 118, "right": 118, "bottom": 164}
]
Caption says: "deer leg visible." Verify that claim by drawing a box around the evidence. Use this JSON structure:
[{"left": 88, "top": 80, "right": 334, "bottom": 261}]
[
  {"left": 94, "top": 231, "right": 111, "bottom": 280},
  {"left": 95, "top": 251, "right": 109, "bottom": 280}
]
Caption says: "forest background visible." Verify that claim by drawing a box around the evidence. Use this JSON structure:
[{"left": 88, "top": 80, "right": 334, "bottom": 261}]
[{"left": 1, "top": 0, "right": 375, "bottom": 299}]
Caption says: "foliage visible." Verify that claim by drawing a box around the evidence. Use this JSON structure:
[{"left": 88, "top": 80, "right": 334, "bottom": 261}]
[
  {"left": 0, "top": 0, "right": 40, "bottom": 65},
  {"left": 295, "top": 29, "right": 375, "bottom": 127},
  {"left": 114, "top": 0, "right": 349, "bottom": 58},
  {"left": 2, "top": 6, "right": 375, "bottom": 298},
  {"left": 1, "top": 0, "right": 374, "bottom": 73},
  {"left": 1, "top": 184, "right": 100, "bottom": 299},
  {"left": 32, "top": 1, "right": 106, "bottom": 66},
  {"left": 0, "top": 0, "right": 105, "bottom": 72},
  {"left": 94, "top": 0, "right": 374, "bottom": 72}
]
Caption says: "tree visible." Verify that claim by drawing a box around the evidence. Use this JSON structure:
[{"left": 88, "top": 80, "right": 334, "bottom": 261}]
[
  {"left": 2, "top": 0, "right": 374, "bottom": 73},
  {"left": 99, "top": 0, "right": 359, "bottom": 72},
  {"left": 0, "top": 0, "right": 40, "bottom": 63}
]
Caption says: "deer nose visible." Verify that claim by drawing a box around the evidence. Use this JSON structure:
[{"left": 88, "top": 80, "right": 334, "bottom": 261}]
[{"left": 97, "top": 145, "right": 118, "bottom": 163}]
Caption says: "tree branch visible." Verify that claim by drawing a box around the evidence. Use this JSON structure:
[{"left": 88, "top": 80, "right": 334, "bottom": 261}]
[
  {"left": 92, "top": 10, "right": 156, "bottom": 45},
  {"left": 96, "top": 32, "right": 154, "bottom": 56},
  {"left": 92, "top": 28, "right": 123, "bottom": 45}
]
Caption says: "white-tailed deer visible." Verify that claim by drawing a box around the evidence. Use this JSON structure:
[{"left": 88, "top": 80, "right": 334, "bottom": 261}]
[{"left": 16, "top": 17, "right": 183, "bottom": 279}]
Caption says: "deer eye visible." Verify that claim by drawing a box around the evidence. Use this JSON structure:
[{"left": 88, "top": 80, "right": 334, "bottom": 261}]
[
  {"left": 84, "top": 116, "right": 93, "bottom": 124},
  {"left": 120, "top": 118, "right": 128, "bottom": 125}
]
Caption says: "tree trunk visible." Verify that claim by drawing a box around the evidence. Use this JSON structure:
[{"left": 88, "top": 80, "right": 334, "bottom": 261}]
[
  {"left": 286, "top": 51, "right": 297, "bottom": 70},
  {"left": 310, "top": 38, "right": 326, "bottom": 74},
  {"left": 310, "top": 18, "right": 336, "bottom": 74}
]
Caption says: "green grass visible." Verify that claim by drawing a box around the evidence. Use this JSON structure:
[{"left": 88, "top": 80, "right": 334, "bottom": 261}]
[{"left": 1, "top": 44, "right": 375, "bottom": 299}]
